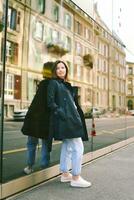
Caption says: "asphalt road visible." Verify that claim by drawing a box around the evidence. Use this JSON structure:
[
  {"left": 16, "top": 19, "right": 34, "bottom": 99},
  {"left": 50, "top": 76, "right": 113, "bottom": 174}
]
[
  {"left": 2, "top": 116, "right": 134, "bottom": 151},
  {"left": 1, "top": 116, "right": 134, "bottom": 182}
]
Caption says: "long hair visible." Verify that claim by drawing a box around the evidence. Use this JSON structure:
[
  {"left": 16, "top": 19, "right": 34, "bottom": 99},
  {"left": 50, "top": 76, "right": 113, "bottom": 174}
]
[{"left": 52, "top": 60, "right": 69, "bottom": 80}]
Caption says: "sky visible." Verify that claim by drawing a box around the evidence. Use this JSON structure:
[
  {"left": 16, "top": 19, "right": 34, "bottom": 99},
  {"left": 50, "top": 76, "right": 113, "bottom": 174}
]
[
  {"left": 95, "top": 0, "right": 134, "bottom": 62},
  {"left": 72, "top": 0, "right": 134, "bottom": 62}
]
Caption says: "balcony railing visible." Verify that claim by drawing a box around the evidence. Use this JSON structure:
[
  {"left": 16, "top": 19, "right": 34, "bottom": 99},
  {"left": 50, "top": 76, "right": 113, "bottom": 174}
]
[{"left": 46, "top": 42, "right": 69, "bottom": 56}]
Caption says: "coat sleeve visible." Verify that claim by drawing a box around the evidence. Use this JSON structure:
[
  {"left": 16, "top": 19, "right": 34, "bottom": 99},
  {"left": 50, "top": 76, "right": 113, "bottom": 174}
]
[
  {"left": 47, "top": 80, "right": 58, "bottom": 111},
  {"left": 47, "top": 80, "right": 66, "bottom": 120},
  {"left": 73, "top": 86, "right": 88, "bottom": 141}
]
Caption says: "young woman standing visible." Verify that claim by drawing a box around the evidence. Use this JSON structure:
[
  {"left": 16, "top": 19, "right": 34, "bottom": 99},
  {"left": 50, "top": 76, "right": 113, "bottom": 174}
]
[{"left": 47, "top": 60, "right": 91, "bottom": 188}]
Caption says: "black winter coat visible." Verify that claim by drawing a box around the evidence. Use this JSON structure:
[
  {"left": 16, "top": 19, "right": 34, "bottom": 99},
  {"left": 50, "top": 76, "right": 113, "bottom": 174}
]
[
  {"left": 47, "top": 78, "right": 88, "bottom": 141},
  {"left": 21, "top": 79, "right": 50, "bottom": 141}
]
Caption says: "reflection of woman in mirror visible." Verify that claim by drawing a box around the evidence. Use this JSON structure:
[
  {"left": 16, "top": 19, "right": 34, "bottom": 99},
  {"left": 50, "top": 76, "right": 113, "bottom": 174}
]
[
  {"left": 47, "top": 60, "right": 91, "bottom": 188},
  {"left": 21, "top": 62, "right": 54, "bottom": 174}
]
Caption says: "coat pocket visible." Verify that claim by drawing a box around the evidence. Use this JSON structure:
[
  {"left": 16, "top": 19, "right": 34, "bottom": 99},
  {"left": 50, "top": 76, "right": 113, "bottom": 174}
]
[{"left": 54, "top": 107, "right": 66, "bottom": 120}]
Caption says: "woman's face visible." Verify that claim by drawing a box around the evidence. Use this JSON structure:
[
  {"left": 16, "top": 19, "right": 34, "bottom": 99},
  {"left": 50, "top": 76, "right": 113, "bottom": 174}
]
[{"left": 56, "top": 62, "right": 67, "bottom": 79}]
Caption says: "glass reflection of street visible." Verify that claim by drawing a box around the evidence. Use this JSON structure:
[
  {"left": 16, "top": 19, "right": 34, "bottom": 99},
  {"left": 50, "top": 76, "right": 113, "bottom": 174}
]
[{"left": 2, "top": 116, "right": 134, "bottom": 182}]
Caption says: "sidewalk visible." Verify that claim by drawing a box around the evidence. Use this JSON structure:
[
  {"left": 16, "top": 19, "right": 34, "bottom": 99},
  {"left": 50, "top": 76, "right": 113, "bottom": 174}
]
[{"left": 9, "top": 143, "right": 134, "bottom": 200}]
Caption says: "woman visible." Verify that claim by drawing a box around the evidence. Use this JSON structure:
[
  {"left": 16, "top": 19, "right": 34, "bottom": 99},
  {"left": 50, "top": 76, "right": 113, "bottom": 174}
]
[
  {"left": 21, "top": 62, "right": 54, "bottom": 174},
  {"left": 47, "top": 60, "right": 91, "bottom": 188}
]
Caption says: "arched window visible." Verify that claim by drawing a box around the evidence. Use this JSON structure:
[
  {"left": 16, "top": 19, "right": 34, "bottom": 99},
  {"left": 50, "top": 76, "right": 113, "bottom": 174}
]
[{"left": 127, "top": 100, "right": 133, "bottom": 110}]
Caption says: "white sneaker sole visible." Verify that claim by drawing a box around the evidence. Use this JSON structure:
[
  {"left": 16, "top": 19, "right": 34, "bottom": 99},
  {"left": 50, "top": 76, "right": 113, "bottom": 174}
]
[
  {"left": 70, "top": 182, "right": 92, "bottom": 188},
  {"left": 61, "top": 179, "right": 72, "bottom": 183}
]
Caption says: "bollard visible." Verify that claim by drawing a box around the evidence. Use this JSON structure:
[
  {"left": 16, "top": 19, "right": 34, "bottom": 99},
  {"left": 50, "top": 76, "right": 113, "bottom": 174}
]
[{"left": 90, "top": 117, "right": 96, "bottom": 151}]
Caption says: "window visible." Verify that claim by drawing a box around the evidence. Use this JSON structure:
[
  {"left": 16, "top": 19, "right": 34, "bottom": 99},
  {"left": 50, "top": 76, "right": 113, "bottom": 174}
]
[
  {"left": 76, "top": 42, "right": 82, "bottom": 56},
  {"left": 74, "top": 64, "right": 83, "bottom": 80},
  {"left": 52, "top": 30, "right": 59, "bottom": 43},
  {"left": 97, "top": 76, "right": 99, "bottom": 87},
  {"left": 128, "top": 67, "right": 133, "bottom": 75},
  {"left": 103, "top": 60, "right": 106, "bottom": 72},
  {"left": 86, "top": 69, "right": 90, "bottom": 83},
  {"left": 85, "top": 88, "right": 91, "bottom": 102},
  {"left": 33, "top": 21, "right": 44, "bottom": 41},
  {"left": 64, "top": 36, "right": 71, "bottom": 52},
  {"left": 98, "top": 41, "right": 100, "bottom": 51},
  {"left": 84, "top": 47, "right": 89, "bottom": 55},
  {"left": 128, "top": 79, "right": 132, "bottom": 85},
  {"left": 66, "top": 61, "right": 71, "bottom": 76},
  {"left": 112, "top": 65, "right": 116, "bottom": 75},
  {"left": 6, "top": 41, "right": 12, "bottom": 57},
  {"left": 112, "top": 80, "right": 115, "bottom": 91},
  {"left": 119, "top": 81, "right": 121, "bottom": 92},
  {"left": 5, "top": 74, "right": 14, "bottom": 99},
  {"left": 77, "top": 65, "right": 81, "bottom": 79},
  {"left": 64, "top": 13, "right": 71, "bottom": 29},
  {"left": 31, "top": 0, "right": 45, "bottom": 13},
  {"left": 8, "top": 7, "right": 17, "bottom": 30},
  {"left": 119, "top": 96, "right": 121, "bottom": 106},
  {"left": 28, "top": 78, "right": 40, "bottom": 101},
  {"left": 103, "top": 78, "right": 106, "bottom": 90},
  {"left": 5, "top": 41, "right": 18, "bottom": 64},
  {"left": 115, "top": 52, "right": 119, "bottom": 61},
  {"left": 38, "top": 0, "right": 45, "bottom": 13},
  {"left": 46, "top": 27, "right": 52, "bottom": 43},
  {"left": 1, "top": 40, "right": 18, "bottom": 64},
  {"left": 97, "top": 92, "right": 99, "bottom": 104},
  {"left": 128, "top": 89, "right": 132, "bottom": 95},
  {"left": 97, "top": 58, "right": 100, "bottom": 71},
  {"left": 8, "top": 7, "right": 20, "bottom": 31},
  {"left": 104, "top": 45, "right": 107, "bottom": 56},
  {"left": 14, "top": 75, "right": 21, "bottom": 99},
  {"left": 53, "top": 5, "right": 59, "bottom": 22},
  {"left": 75, "top": 20, "right": 82, "bottom": 35},
  {"left": 84, "top": 27, "right": 92, "bottom": 41}
]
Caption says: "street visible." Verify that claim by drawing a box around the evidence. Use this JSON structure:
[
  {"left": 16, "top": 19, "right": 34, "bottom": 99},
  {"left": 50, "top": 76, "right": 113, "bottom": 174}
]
[
  {"left": 2, "top": 116, "right": 134, "bottom": 152},
  {"left": 2, "top": 116, "right": 134, "bottom": 182}
]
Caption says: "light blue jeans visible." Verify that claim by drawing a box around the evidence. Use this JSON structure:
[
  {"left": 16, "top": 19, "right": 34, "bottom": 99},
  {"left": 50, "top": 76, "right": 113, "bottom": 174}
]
[
  {"left": 27, "top": 136, "right": 50, "bottom": 167},
  {"left": 60, "top": 138, "right": 84, "bottom": 176}
]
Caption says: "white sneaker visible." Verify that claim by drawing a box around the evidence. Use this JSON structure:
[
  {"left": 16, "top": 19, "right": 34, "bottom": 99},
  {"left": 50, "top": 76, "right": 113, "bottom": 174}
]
[
  {"left": 24, "top": 166, "right": 33, "bottom": 175},
  {"left": 61, "top": 173, "right": 72, "bottom": 182},
  {"left": 70, "top": 176, "right": 92, "bottom": 188}
]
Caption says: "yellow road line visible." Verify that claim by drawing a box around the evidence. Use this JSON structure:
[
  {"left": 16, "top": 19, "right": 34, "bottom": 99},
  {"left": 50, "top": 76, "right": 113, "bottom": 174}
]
[
  {"left": 3, "top": 141, "right": 61, "bottom": 155},
  {"left": 3, "top": 126, "right": 134, "bottom": 155},
  {"left": 94, "top": 125, "right": 134, "bottom": 136}
]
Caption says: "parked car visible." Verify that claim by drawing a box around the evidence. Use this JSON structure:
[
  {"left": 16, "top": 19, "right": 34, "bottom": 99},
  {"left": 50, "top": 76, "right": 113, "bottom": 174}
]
[
  {"left": 13, "top": 109, "right": 28, "bottom": 121},
  {"left": 84, "top": 107, "right": 102, "bottom": 118},
  {"left": 128, "top": 109, "right": 134, "bottom": 116}
]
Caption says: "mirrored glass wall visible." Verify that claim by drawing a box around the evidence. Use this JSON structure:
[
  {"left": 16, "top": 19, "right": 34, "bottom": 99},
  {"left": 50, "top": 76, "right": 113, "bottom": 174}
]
[
  {"left": 0, "top": 0, "right": 134, "bottom": 198},
  {"left": 0, "top": 0, "right": 4, "bottom": 187},
  {"left": 0, "top": 0, "right": 9, "bottom": 187}
]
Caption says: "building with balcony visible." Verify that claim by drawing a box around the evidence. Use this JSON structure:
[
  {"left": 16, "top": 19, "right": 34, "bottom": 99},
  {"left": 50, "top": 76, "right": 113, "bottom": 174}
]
[
  {"left": 126, "top": 62, "right": 134, "bottom": 110},
  {"left": 0, "top": 0, "right": 126, "bottom": 117},
  {"left": 93, "top": 4, "right": 126, "bottom": 113}
]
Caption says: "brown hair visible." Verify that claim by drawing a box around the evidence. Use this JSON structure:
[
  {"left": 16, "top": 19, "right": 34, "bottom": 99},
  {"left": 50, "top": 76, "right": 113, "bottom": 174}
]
[{"left": 52, "top": 60, "right": 69, "bottom": 80}]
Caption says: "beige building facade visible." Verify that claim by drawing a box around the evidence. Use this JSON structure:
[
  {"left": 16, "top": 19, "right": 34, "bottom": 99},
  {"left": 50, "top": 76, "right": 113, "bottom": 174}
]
[
  {"left": 126, "top": 62, "right": 134, "bottom": 110},
  {"left": 0, "top": 0, "right": 126, "bottom": 117}
]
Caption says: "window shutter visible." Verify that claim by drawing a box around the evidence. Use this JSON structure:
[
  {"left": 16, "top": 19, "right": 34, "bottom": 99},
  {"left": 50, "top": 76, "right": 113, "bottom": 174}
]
[{"left": 14, "top": 75, "right": 21, "bottom": 99}]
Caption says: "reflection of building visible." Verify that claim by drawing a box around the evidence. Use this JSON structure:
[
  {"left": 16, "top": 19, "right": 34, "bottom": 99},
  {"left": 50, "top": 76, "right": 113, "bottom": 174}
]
[
  {"left": 126, "top": 62, "right": 134, "bottom": 110},
  {"left": 94, "top": 5, "right": 126, "bottom": 113},
  {"left": 0, "top": 0, "right": 126, "bottom": 117}
]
